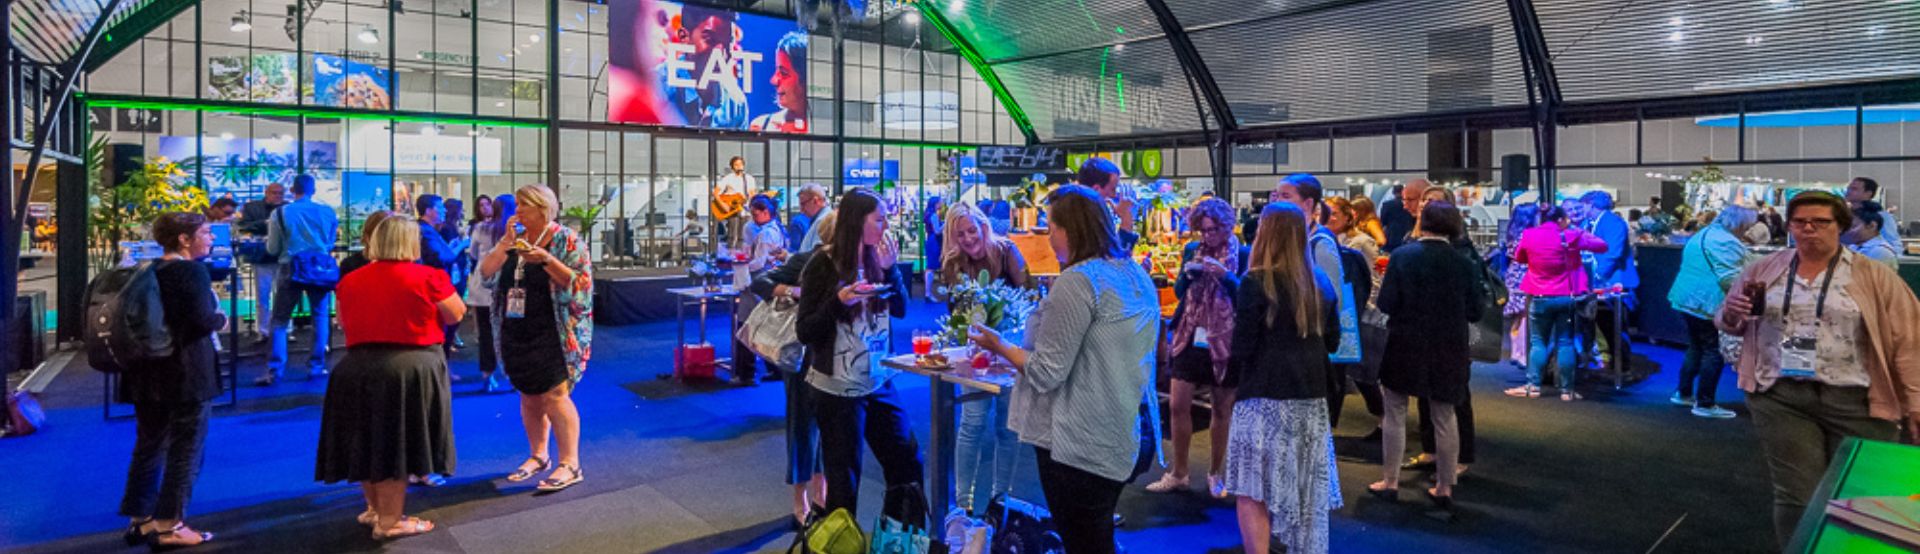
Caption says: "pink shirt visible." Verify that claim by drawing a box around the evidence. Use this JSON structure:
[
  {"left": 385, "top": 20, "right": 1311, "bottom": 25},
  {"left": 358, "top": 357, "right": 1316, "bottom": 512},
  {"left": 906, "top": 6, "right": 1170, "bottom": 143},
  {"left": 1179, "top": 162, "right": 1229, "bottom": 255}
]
[{"left": 1515, "top": 223, "right": 1607, "bottom": 297}]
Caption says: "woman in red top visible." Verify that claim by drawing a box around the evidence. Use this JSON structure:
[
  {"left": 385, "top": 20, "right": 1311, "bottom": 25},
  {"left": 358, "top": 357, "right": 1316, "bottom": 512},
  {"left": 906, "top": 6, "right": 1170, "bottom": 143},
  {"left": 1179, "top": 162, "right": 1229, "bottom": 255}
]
[{"left": 316, "top": 212, "right": 466, "bottom": 541}]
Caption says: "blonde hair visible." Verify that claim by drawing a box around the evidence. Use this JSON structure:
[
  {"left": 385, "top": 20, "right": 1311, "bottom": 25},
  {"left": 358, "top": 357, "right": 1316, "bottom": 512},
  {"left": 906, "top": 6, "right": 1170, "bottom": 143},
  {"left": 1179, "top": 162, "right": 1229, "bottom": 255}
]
[
  {"left": 366, "top": 213, "right": 422, "bottom": 261},
  {"left": 814, "top": 211, "right": 838, "bottom": 244},
  {"left": 515, "top": 184, "right": 560, "bottom": 219},
  {"left": 942, "top": 202, "right": 1000, "bottom": 270},
  {"left": 1247, "top": 203, "right": 1323, "bottom": 335}
]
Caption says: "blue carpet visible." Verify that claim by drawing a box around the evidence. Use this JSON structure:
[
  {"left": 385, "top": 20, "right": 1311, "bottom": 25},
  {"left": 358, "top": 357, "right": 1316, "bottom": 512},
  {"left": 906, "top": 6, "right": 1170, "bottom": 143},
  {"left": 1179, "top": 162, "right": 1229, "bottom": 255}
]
[{"left": 0, "top": 302, "right": 1773, "bottom": 553}]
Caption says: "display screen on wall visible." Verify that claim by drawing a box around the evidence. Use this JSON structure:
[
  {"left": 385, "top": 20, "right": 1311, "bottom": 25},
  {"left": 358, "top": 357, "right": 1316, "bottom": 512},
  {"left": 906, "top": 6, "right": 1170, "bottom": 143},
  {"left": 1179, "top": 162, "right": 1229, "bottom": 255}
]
[
  {"left": 207, "top": 54, "right": 297, "bottom": 103},
  {"left": 606, "top": 0, "right": 810, "bottom": 134},
  {"left": 156, "top": 136, "right": 340, "bottom": 200},
  {"left": 313, "top": 54, "right": 395, "bottom": 109}
]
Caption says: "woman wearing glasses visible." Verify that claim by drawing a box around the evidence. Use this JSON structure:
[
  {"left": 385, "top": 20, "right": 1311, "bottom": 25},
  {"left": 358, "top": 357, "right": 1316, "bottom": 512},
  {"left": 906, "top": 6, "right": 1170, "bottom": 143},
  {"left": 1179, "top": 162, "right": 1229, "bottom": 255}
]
[
  {"left": 1718, "top": 191, "right": 1920, "bottom": 548},
  {"left": 1145, "top": 197, "right": 1248, "bottom": 498}
]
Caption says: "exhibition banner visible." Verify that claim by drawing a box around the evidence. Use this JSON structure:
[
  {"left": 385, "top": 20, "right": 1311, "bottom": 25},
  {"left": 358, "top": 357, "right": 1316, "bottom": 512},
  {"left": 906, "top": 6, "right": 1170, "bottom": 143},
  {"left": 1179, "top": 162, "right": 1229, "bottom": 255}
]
[
  {"left": 606, "top": 0, "right": 810, "bottom": 133},
  {"left": 314, "top": 54, "right": 395, "bottom": 109}
]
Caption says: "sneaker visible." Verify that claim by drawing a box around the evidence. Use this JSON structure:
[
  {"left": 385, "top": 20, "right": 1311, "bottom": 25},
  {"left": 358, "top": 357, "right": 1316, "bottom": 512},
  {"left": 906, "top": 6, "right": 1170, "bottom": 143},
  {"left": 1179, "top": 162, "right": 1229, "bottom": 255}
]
[
  {"left": 1143, "top": 472, "right": 1189, "bottom": 493},
  {"left": 1208, "top": 474, "right": 1228, "bottom": 499},
  {"left": 1691, "top": 406, "right": 1737, "bottom": 419},
  {"left": 1669, "top": 392, "right": 1693, "bottom": 406}
]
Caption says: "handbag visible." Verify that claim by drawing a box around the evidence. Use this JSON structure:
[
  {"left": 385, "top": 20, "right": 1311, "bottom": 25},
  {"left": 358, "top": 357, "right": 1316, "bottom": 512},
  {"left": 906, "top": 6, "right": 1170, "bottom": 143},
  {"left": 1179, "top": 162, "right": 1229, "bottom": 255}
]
[
  {"left": 942, "top": 508, "right": 992, "bottom": 554},
  {"left": 740, "top": 296, "right": 804, "bottom": 371},
  {"left": 1467, "top": 246, "right": 1509, "bottom": 363},
  {"left": 277, "top": 211, "right": 340, "bottom": 289},
  {"left": 869, "top": 483, "right": 938, "bottom": 554},
  {"left": 1355, "top": 308, "right": 1389, "bottom": 383},
  {"left": 985, "top": 494, "right": 1065, "bottom": 554},
  {"left": 791, "top": 507, "right": 866, "bottom": 554}
]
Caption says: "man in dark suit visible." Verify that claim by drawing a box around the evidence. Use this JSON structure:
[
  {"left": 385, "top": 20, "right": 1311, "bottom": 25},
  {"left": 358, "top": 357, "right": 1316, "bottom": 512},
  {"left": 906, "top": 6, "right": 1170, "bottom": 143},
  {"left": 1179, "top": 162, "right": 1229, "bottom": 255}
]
[
  {"left": 1381, "top": 181, "right": 1429, "bottom": 251},
  {"left": 1579, "top": 190, "right": 1639, "bottom": 370}
]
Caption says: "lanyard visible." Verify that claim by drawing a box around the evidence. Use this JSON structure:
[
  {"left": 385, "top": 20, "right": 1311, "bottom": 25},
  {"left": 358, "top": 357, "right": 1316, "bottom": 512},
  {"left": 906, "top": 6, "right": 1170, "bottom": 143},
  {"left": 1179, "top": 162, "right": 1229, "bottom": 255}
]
[
  {"left": 512, "top": 224, "right": 557, "bottom": 282},
  {"left": 1783, "top": 252, "right": 1840, "bottom": 321}
]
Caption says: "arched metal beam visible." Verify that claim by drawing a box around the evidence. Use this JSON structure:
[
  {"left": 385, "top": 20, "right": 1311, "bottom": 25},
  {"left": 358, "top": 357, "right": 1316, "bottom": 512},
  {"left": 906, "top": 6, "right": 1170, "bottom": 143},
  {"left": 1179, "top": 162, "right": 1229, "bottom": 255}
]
[
  {"left": 1141, "top": 0, "right": 1234, "bottom": 134},
  {"left": 916, "top": 2, "right": 1038, "bottom": 145},
  {"left": 1505, "top": 0, "right": 1562, "bottom": 199}
]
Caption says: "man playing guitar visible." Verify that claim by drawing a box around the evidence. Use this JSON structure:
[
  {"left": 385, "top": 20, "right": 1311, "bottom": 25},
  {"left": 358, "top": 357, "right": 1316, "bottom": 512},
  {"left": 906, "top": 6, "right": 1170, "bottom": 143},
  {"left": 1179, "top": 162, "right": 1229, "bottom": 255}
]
[{"left": 714, "top": 156, "right": 754, "bottom": 248}]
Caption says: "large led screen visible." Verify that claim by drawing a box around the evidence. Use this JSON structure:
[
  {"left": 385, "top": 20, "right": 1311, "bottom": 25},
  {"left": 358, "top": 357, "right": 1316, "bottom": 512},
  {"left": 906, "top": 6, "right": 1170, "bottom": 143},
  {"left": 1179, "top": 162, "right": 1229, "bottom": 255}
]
[{"left": 607, "top": 0, "right": 810, "bottom": 134}]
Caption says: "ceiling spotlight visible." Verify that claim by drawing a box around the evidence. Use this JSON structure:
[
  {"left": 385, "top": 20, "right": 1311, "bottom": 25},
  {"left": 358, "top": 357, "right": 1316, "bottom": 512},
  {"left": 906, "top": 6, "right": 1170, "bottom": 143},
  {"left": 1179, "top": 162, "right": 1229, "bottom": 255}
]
[
  {"left": 902, "top": 11, "right": 920, "bottom": 26},
  {"left": 1867, "top": 25, "right": 1886, "bottom": 38},
  {"left": 1745, "top": 35, "right": 1763, "bottom": 45},
  {"left": 529, "top": 33, "right": 541, "bottom": 43},
  {"left": 219, "top": 132, "right": 235, "bottom": 141},
  {"left": 1667, "top": 30, "right": 1685, "bottom": 43},
  {"left": 357, "top": 25, "right": 379, "bottom": 44},
  {"left": 1668, "top": 16, "right": 1685, "bottom": 27},
  {"left": 230, "top": 10, "right": 252, "bottom": 32},
  {"left": 494, "top": 101, "right": 507, "bottom": 107}
]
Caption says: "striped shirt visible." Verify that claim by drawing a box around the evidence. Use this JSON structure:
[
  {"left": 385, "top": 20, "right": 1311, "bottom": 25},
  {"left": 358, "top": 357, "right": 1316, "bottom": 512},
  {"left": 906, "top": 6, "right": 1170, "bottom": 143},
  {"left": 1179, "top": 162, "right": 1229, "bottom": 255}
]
[{"left": 1008, "top": 256, "right": 1159, "bottom": 482}]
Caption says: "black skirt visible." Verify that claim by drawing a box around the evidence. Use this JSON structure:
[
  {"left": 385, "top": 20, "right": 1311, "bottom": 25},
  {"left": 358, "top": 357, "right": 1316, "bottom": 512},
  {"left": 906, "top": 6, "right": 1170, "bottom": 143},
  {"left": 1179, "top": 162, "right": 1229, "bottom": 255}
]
[{"left": 315, "top": 344, "right": 456, "bottom": 483}]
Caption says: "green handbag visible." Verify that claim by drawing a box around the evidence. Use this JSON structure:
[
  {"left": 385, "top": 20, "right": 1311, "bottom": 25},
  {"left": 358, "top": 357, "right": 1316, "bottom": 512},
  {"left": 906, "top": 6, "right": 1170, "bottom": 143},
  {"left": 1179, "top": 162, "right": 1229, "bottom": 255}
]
[{"left": 792, "top": 508, "right": 865, "bottom": 554}]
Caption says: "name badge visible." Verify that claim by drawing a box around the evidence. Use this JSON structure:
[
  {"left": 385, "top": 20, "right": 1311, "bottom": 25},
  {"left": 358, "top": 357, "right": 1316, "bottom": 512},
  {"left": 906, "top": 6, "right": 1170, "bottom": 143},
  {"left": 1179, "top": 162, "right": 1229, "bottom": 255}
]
[
  {"left": 504, "top": 288, "right": 527, "bottom": 319},
  {"left": 1779, "top": 335, "right": 1818, "bottom": 380},
  {"left": 1193, "top": 327, "right": 1210, "bottom": 349}
]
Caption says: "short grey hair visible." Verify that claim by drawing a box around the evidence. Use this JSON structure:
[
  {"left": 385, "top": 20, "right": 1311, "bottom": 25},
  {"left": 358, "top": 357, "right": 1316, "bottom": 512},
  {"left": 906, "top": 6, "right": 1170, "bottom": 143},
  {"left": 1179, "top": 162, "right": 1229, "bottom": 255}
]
[
  {"left": 798, "top": 183, "right": 828, "bottom": 202},
  {"left": 1713, "top": 204, "right": 1759, "bottom": 234}
]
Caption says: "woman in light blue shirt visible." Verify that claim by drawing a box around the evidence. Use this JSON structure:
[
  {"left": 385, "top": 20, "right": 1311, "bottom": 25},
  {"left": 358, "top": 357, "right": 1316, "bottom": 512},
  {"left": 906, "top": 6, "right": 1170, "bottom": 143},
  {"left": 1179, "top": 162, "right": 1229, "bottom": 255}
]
[{"left": 971, "top": 185, "right": 1159, "bottom": 554}]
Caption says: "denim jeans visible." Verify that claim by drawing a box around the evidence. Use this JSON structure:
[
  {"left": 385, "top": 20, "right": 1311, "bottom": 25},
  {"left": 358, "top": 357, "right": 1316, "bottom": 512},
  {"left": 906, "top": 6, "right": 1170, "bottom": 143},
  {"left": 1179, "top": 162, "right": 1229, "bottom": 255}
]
[
  {"left": 1527, "top": 295, "right": 1579, "bottom": 389},
  {"left": 1677, "top": 314, "right": 1725, "bottom": 407},
  {"left": 268, "top": 267, "right": 332, "bottom": 376},
  {"left": 251, "top": 262, "right": 278, "bottom": 335},
  {"left": 120, "top": 402, "right": 211, "bottom": 520},
  {"left": 955, "top": 391, "right": 1025, "bottom": 513}
]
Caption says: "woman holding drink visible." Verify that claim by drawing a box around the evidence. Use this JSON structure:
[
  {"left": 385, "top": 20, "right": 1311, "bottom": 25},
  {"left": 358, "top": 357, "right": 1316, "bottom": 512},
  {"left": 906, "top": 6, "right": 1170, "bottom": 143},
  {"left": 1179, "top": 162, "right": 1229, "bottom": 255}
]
[{"left": 1717, "top": 191, "right": 1920, "bottom": 547}]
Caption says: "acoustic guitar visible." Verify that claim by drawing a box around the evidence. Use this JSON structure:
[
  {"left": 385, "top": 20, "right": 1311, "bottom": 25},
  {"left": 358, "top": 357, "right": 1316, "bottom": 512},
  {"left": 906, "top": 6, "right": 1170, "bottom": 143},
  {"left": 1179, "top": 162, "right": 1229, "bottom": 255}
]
[{"left": 711, "top": 191, "right": 747, "bottom": 221}]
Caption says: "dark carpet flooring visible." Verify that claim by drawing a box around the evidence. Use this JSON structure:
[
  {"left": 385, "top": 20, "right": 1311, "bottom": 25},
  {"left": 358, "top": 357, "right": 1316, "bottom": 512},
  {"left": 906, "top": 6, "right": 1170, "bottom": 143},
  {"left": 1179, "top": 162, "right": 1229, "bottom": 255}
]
[{"left": 0, "top": 301, "right": 1775, "bottom": 553}]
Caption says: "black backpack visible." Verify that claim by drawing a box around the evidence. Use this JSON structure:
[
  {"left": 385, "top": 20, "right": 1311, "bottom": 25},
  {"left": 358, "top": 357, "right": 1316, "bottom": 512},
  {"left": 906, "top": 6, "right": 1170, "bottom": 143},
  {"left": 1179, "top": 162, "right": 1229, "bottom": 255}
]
[{"left": 84, "top": 261, "right": 174, "bottom": 373}]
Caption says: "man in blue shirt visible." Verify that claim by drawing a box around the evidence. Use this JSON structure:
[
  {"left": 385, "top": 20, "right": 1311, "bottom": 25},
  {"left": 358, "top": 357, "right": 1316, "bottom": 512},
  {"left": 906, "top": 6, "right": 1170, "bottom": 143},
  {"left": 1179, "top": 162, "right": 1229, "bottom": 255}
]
[
  {"left": 1846, "top": 177, "right": 1901, "bottom": 246},
  {"left": 1579, "top": 190, "right": 1640, "bottom": 372},
  {"left": 787, "top": 183, "right": 831, "bottom": 253},
  {"left": 415, "top": 195, "right": 467, "bottom": 274},
  {"left": 257, "top": 175, "right": 339, "bottom": 386}
]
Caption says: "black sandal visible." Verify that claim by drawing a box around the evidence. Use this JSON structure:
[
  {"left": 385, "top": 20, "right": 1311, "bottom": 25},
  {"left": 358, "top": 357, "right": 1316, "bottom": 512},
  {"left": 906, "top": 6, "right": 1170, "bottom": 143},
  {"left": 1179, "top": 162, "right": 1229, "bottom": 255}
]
[
  {"left": 146, "top": 522, "right": 213, "bottom": 552},
  {"left": 506, "top": 456, "right": 550, "bottom": 482},
  {"left": 1366, "top": 482, "right": 1399, "bottom": 502},
  {"left": 537, "top": 463, "right": 583, "bottom": 492},
  {"left": 123, "top": 519, "right": 151, "bottom": 546}
]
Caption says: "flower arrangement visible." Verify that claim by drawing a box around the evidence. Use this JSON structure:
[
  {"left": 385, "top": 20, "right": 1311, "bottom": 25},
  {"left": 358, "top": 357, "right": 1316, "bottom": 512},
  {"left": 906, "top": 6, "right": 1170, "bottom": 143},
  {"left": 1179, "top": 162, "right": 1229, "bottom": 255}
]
[{"left": 939, "top": 271, "right": 1041, "bottom": 345}]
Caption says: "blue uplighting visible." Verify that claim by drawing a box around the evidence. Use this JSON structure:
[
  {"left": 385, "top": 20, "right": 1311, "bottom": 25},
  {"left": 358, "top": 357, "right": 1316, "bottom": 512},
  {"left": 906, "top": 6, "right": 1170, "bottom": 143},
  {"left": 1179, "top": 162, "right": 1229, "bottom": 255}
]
[{"left": 1696, "top": 104, "right": 1920, "bottom": 128}]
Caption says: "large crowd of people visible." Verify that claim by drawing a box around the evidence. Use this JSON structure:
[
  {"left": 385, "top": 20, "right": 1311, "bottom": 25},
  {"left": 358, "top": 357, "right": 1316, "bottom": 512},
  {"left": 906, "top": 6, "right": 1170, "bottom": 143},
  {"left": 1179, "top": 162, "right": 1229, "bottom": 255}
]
[{"left": 107, "top": 159, "right": 1920, "bottom": 553}]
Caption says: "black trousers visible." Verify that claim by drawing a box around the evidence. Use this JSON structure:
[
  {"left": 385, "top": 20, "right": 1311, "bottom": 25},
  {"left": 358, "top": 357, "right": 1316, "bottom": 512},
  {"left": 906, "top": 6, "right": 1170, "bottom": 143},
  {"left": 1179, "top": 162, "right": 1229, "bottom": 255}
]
[
  {"left": 120, "top": 402, "right": 211, "bottom": 520},
  {"left": 1036, "top": 447, "right": 1124, "bottom": 554},
  {"left": 1591, "top": 303, "right": 1633, "bottom": 366},
  {"left": 1419, "top": 394, "right": 1476, "bottom": 464},
  {"left": 475, "top": 307, "right": 498, "bottom": 376},
  {"left": 1678, "top": 314, "right": 1726, "bottom": 407},
  {"left": 1327, "top": 370, "right": 1383, "bottom": 429},
  {"left": 812, "top": 383, "right": 927, "bottom": 527}
]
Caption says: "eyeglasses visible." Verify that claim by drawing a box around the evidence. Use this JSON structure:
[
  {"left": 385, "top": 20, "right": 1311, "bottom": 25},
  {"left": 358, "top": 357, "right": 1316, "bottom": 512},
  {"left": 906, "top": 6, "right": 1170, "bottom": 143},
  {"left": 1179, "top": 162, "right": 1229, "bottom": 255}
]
[
  {"left": 1788, "top": 218, "right": 1837, "bottom": 230},
  {"left": 1195, "top": 224, "right": 1223, "bottom": 234}
]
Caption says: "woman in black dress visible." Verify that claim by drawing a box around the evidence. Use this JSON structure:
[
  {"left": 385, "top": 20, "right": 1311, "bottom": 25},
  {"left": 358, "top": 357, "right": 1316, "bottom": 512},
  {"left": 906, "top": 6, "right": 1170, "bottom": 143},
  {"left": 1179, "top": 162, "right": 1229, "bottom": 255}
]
[
  {"left": 1369, "top": 202, "right": 1481, "bottom": 515},
  {"left": 119, "top": 212, "right": 225, "bottom": 550},
  {"left": 479, "top": 184, "right": 595, "bottom": 493}
]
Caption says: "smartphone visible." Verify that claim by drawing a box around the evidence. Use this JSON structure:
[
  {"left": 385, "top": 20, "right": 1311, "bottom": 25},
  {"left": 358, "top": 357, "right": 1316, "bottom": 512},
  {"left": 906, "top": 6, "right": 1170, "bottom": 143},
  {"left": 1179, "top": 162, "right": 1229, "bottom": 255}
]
[{"left": 1744, "top": 282, "right": 1767, "bottom": 316}]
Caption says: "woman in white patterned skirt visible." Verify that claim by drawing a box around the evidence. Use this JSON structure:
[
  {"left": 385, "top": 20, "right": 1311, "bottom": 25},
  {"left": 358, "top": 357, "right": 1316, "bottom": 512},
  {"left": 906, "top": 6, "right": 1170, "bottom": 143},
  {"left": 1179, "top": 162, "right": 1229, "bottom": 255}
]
[{"left": 1223, "top": 202, "right": 1343, "bottom": 554}]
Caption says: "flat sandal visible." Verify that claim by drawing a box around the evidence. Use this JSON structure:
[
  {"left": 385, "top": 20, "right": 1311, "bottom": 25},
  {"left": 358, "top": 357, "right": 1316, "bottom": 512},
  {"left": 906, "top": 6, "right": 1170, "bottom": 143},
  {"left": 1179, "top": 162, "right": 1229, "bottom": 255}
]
[
  {"left": 537, "top": 463, "right": 583, "bottom": 492},
  {"left": 506, "top": 456, "right": 550, "bottom": 482}
]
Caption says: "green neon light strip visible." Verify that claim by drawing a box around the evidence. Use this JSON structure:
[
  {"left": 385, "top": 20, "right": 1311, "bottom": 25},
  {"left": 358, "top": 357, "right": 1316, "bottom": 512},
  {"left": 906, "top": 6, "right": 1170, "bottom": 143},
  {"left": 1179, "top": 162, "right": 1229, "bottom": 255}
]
[
  {"left": 81, "top": 94, "right": 549, "bottom": 129},
  {"left": 918, "top": 2, "right": 1035, "bottom": 143}
]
